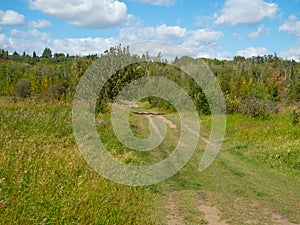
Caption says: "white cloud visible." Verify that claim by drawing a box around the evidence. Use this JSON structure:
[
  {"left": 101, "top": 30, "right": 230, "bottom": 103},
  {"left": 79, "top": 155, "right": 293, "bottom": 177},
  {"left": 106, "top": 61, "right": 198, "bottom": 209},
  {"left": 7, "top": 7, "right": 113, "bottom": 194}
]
[
  {"left": 129, "top": 0, "right": 175, "bottom": 6},
  {"left": 119, "top": 24, "right": 187, "bottom": 42},
  {"left": 1, "top": 22, "right": 225, "bottom": 59},
  {"left": 29, "top": 0, "right": 127, "bottom": 28},
  {"left": 182, "top": 29, "right": 223, "bottom": 52},
  {"left": 0, "top": 34, "right": 14, "bottom": 50},
  {"left": 4, "top": 29, "right": 52, "bottom": 54},
  {"left": 215, "top": 0, "right": 278, "bottom": 26},
  {"left": 232, "top": 32, "right": 243, "bottom": 40},
  {"left": 0, "top": 10, "right": 25, "bottom": 26},
  {"left": 51, "top": 37, "right": 117, "bottom": 56},
  {"left": 236, "top": 47, "right": 268, "bottom": 57},
  {"left": 129, "top": 41, "right": 192, "bottom": 59},
  {"left": 279, "top": 15, "right": 300, "bottom": 38},
  {"left": 119, "top": 24, "right": 224, "bottom": 58},
  {"left": 1, "top": 29, "right": 117, "bottom": 56},
  {"left": 249, "top": 25, "right": 265, "bottom": 38},
  {"left": 280, "top": 43, "right": 300, "bottom": 61},
  {"left": 29, "top": 20, "right": 52, "bottom": 29}
]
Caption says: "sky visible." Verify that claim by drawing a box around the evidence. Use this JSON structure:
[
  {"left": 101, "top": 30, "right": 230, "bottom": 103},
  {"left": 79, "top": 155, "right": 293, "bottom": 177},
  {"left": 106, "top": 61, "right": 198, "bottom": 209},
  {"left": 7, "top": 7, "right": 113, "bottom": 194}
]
[{"left": 1, "top": 0, "right": 300, "bottom": 60}]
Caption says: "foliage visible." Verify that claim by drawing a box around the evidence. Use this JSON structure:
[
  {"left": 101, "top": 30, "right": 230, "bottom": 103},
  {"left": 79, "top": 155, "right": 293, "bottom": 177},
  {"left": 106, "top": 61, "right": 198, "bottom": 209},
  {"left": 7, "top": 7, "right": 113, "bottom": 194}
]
[
  {"left": 188, "top": 80, "right": 210, "bottom": 115},
  {"left": 15, "top": 79, "right": 31, "bottom": 98},
  {"left": 238, "top": 97, "right": 277, "bottom": 119},
  {"left": 290, "top": 82, "right": 300, "bottom": 101},
  {"left": 0, "top": 46, "right": 300, "bottom": 117},
  {"left": 291, "top": 110, "right": 299, "bottom": 126},
  {"left": 0, "top": 102, "right": 159, "bottom": 224},
  {"left": 41, "top": 47, "right": 52, "bottom": 58},
  {"left": 46, "top": 81, "right": 69, "bottom": 101}
]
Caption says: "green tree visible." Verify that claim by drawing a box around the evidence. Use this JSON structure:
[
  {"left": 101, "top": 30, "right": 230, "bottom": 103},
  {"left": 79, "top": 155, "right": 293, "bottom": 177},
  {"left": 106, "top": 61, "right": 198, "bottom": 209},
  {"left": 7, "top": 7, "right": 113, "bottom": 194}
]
[
  {"left": 290, "top": 82, "right": 300, "bottom": 101},
  {"left": 42, "top": 47, "right": 52, "bottom": 58}
]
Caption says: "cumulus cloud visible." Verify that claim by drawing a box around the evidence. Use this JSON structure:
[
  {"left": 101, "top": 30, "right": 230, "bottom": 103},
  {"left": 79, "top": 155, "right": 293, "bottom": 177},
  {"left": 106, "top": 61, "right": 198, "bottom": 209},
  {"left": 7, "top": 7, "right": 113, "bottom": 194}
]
[
  {"left": 280, "top": 44, "right": 300, "bottom": 61},
  {"left": 51, "top": 37, "right": 117, "bottom": 56},
  {"left": 129, "top": 41, "right": 192, "bottom": 58},
  {"left": 249, "top": 25, "right": 265, "bottom": 38},
  {"left": 236, "top": 47, "right": 268, "bottom": 57},
  {"left": 1, "top": 22, "right": 225, "bottom": 59},
  {"left": 0, "top": 34, "right": 14, "bottom": 50},
  {"left": 29, "top": 0, "right": 127, "bottom": 28},
  {"left": 214, "top": 0, "right": 278, "bottom": 26},
  {"left": 279, "top": 15, "right": 300, "bottom": 38},
  {"left": 0, "top": 29, "right": 117, "bottom": 56},
  {"left": 29, "top": 20, "right": 52, "bottom": 29},
  {"left": 182, "top": 29, "right": 223, "bottom": 54},
  {"left": 232, "top": 32, "right": 243, "bottom": 40},
  {"left": 119, "top": 24, "right": 224, "bottom": 58},
  {"left": 0, "top": 29, "right": 51, "bottom": 54},
  {"left": 129, "top": 0, "right": 175, "bottom": 6},
  {"left": 0, "top": 10, "right": 25, "bottom": 26},
  {"left": 119, "top": 24, "right": 187, "bottom": 42}
]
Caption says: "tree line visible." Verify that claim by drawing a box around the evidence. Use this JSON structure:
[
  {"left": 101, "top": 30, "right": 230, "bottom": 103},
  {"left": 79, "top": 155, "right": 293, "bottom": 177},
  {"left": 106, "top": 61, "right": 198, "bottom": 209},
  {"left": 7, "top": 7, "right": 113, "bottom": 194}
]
[{"left": 0, "top": 46, "right": 299, "bottom": 118}]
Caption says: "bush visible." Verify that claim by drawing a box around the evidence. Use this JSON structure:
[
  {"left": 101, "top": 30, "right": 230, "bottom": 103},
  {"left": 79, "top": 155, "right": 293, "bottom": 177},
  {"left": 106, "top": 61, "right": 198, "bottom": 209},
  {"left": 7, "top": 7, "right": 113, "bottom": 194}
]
[
  {"left": 148, "top": 96, "right": 176, "bottom": 112},
  {"left": 15, "top": 79, "right": 31, "bottom": 98},
  {"left": 291, "top": 110, "right": 299, "bottom": 126},
  {"left": 290, "top": 82, "right": 300, "bottom": 102},
  {"left": 46, "top": 81, "right": 68, "bottom": 101},
  {"left": 225, "top": 95, "right": 239, "bottom": 114},
  {"left": 238, "top": 97, "right": 277, "bottom": 119}
]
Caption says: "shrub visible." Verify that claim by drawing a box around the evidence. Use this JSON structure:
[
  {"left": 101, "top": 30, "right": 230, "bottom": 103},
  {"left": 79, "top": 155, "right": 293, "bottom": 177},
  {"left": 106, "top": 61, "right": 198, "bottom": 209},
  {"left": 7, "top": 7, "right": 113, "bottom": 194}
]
[
  {"left": 238, "top": 97, "right": 277, "bottom": 119},
  {"left": 15, "top": 79, "right": 31, "bottom": 98},
  {"left": 290, "top": 82, "right": 300, "bottom": 102},
  {"left": 46, "top": 81, "right": 68, "bottom": 101},
  {"left": 291, "top": 110, "right": 299, "bottom": 126},
  {"left": 225, "top": 95, "right": 239, "bottom": 114},
  {"left": 148, "top": 96, "right": 176, "bottom": 112}
]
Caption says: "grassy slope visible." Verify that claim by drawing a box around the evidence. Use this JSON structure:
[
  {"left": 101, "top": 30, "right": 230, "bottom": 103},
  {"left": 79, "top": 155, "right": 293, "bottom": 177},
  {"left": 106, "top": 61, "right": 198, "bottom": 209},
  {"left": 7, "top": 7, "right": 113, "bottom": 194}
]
[
  {"left": 0, "top": 101, "right": 159, "bottom": 225},
  {"left": 127, "top": 107, "right": 300, "bottom": 224},
  {"left": 156, "top": 113, "right": 300, "bottom": 225},
  {"left": 1, "top": 99, "right": 300, "bottom": 224}
]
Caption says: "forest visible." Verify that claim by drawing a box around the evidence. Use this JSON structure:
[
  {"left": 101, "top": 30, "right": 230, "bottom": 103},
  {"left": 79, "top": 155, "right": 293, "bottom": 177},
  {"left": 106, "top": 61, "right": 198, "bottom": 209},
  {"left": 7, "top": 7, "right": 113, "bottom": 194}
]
[{"left": 0, "top": 45, "right": 299, "bottom": 119}]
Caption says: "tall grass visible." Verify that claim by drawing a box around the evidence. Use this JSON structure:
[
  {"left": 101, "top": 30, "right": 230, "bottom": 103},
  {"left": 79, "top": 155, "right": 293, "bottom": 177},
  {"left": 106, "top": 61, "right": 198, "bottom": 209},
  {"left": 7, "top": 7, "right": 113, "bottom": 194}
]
[
  {"left": 0, "top": 100, "right": 158, "bottom": 224},
  {"left": 225, "top": 113, "right": 300, "bottom": 170}
]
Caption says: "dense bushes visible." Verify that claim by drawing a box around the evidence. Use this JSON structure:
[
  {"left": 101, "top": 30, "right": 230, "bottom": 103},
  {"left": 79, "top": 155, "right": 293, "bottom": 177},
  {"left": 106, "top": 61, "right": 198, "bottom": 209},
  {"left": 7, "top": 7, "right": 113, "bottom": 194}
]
[
  {"left": 46, "top": 81, "right": 69, "bottom": 101},
  {"left": 238, "top": 97, "right": 277, "bottom": 119},
  {"left": 226, "top": 96, "right": 277, "bottom": 119},
  {"left": 1, "top": 46, "right": 300, "bottom": 117},
  {"left": 290, "top": 82, "right": 300, "bottom": 101},
  {"left": 15, "top": 79, "right": 31, "bottom": 98}
]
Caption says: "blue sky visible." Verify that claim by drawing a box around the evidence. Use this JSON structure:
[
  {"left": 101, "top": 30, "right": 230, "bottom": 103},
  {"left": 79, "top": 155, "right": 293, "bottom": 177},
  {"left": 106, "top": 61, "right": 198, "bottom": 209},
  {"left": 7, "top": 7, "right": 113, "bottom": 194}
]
[{"left": 1, "top": 0, "right": 300, "bottom": 59}]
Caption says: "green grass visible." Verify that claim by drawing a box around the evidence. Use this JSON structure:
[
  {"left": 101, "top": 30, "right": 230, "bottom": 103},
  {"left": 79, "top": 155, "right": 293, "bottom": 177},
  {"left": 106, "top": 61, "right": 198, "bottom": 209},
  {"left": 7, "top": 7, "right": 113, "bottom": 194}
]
[
  {"left": 1, "top": 99, "right": 300, "bottom": 224},
  {"left": 157, "top": 112, "right": 300, "bottom": 224},
  {"left": 0, "top": 100, "right": 159, "bottom": 224}
]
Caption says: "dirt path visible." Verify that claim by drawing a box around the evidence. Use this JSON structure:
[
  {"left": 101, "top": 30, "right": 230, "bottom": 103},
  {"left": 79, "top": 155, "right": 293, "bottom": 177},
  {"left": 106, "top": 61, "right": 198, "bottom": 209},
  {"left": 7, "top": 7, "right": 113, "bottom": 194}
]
[
  {"left": 183, "top": 124, "right": 221, "bottom": 150},
  {"left": 145, "top": 114, "right": 299, "bottom": 225},
  {"left": 164, "top": 192, "right": 185, "bottom": 225},
  {"left": 158, "top": 115, "right": 177, "bottom": 129},
  {"left": 198, "top": 203, "right": 228, "bottom": 225},
  {"left": 147, "top": 114, "right": 228, "bottom": 225},
  {"left": 145, "top": 115, "right": 164, "bottom": 139}
]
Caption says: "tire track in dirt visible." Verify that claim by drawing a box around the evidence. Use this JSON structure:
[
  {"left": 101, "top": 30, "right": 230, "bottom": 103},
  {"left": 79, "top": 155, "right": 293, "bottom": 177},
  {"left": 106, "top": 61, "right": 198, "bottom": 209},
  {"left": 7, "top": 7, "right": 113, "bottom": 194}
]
[
  {"left": 198, "top": 202, "right": 228, "bottom": 225},
  {"left": 164, "top": 192, "right": 185, "bottom": 225},
  {"left": 147, "top": 114, "right": 227, "bottom": 225},
  {"left": 145, "top": 115, "right": 164, "bottom": 139},
  {"left": 146, "top": 114, "right": 298, "bottom": 225}
]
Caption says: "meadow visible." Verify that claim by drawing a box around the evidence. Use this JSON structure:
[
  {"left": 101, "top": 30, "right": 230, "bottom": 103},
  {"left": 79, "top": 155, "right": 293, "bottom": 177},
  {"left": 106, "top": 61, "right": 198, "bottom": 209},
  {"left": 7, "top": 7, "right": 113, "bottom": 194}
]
[
  {"left": 1, "top": 98, "right": 299, "bottom": 224},
  {"left": 0, "top": 99, "right": 159, "bottom": 224}
]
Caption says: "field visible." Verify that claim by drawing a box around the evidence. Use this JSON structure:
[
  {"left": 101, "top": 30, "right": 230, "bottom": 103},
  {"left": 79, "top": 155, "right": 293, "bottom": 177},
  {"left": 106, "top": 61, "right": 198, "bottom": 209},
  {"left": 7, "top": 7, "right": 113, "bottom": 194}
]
[{"left": 0, "top": 98, "right": 300, "bottom": 224}]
